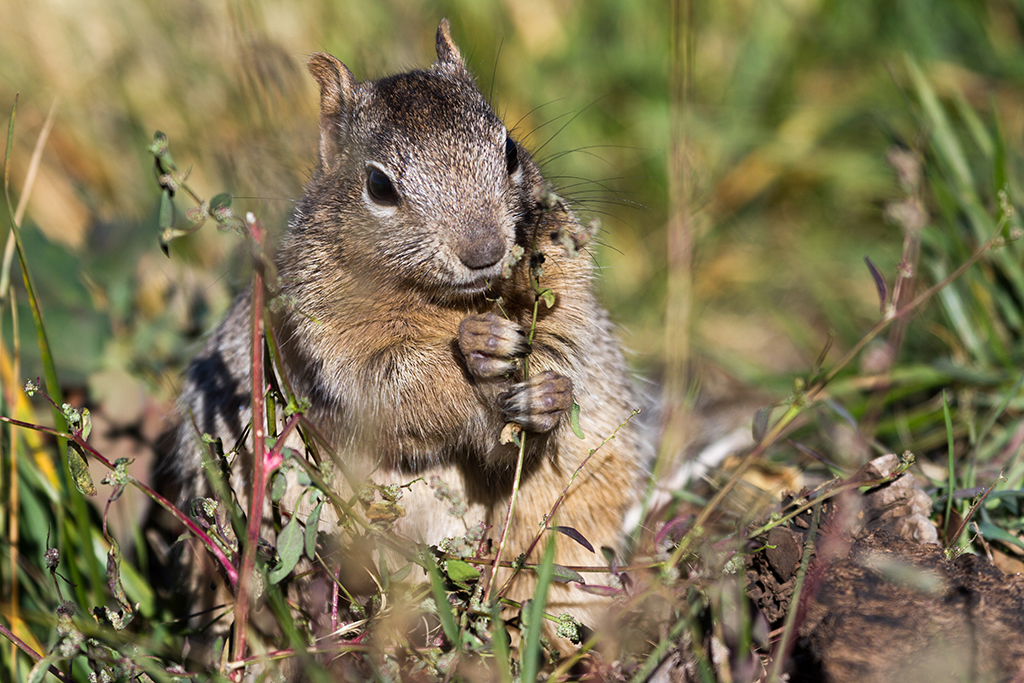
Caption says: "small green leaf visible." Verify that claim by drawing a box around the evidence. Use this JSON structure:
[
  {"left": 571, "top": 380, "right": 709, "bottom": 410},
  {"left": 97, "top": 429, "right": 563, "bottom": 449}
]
[
  {"left": 550, "top": 563, "right": 585, "bottom": 585},
  {"left": 212, "top": 636, "right": 225, "bottom": 662},
  {"left": 268, "top": 515, "right": 303, "bottom": 584},
  {"left": 569, "top": 401, "right": 585, "bottom": 439},
  {"left": 446, "top": 559, "right": 481, "bottom": 583},
  {"left": 68, "top": 443, "right": 95, "bottom": 496},
  {"left": 752, "top": 406, "right": 772, "bottom": 444},
  {"left": 539, "top": 288, "right": 555, "bottom": 308},
  {"left": 210, "top": 193, "right": 232, "bottom": 210},
  {"left": 390, "top": 562, "right": 413, "bottom": 582},
  {"left": 270, "top": 470, "right": 288, "bottom": 502},
  {"left": 81, "top": 407, "right": 92, "bottom": 441},
  {"left": 158, "top": 189, "right": 174, "bottom": 229},
  {"left": 305, "top": 498, "right": 323, "bottom": 560},
  {"left": 285, "top": 395, "right": 311, "bottom": 416}
]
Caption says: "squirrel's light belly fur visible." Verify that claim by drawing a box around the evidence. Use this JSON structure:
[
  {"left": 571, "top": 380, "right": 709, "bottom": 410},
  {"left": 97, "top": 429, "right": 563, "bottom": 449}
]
[{"left": 163, "top": 20, "right": 650, "bottom": 648}]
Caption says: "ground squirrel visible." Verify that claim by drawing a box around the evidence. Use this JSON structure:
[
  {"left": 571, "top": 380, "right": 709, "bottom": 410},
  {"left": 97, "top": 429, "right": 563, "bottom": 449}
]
[{"left": 162, "top": 20, "right": 650, "bottom": 652}]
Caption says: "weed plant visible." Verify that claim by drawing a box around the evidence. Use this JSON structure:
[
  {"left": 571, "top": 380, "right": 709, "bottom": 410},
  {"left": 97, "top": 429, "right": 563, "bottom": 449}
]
[{"left": 1, "top": 2, "right": 1024, "bottom": 682}]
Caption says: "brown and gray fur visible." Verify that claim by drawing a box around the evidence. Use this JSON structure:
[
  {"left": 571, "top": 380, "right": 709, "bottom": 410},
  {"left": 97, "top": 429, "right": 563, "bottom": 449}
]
[{"left": 163, "top": 20, "right": 650, "bottom": 651}]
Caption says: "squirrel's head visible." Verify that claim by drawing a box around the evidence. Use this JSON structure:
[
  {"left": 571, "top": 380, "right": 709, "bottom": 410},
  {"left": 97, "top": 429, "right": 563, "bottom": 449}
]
[{"left": 299, "top": 20, "right": 540, "bottom": 302}]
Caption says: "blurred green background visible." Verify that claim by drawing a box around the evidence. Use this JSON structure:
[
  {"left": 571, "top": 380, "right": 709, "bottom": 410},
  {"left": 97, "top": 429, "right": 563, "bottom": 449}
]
[
  {"left": 3, "top": 1, "right": 1024, "bottom": 676},
  {"left": 0, "top": 0, "right": 1021, "bottom": 408}
]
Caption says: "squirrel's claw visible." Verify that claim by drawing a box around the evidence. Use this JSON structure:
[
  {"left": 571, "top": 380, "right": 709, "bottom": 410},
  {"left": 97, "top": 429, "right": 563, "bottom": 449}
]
[
  {"left": 497, "top": 370, "right": 573, "bottom": 433},
  {"left": 458, "top": 313, "right": 529, "bottom": 379}
]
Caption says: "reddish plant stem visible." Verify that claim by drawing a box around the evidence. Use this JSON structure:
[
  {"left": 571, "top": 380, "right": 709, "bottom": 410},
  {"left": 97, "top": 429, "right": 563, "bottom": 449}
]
[
  {"left": 0, "top": 620, "right": 70, "bottom": 682},
  {"left": 267, "top": 414, "right": 301, "bottom": 469},
  {"left": 231, "top": 215, "right": 273, "bottom": 675}
]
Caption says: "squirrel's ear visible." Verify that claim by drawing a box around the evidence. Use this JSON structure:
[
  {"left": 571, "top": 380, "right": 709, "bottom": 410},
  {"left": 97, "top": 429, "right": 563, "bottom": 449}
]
[
  {"left": 307, "top": 52, "right": 357, "bottom": 170},
  {"left": 435, "top": 19, "right": 464, "bottom": 67}
]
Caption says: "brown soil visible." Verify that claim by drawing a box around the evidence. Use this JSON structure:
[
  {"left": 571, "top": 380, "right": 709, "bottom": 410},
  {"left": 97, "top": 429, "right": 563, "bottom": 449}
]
[{"left": 746, "top": 456, "right": 1024, "bottom": 683}]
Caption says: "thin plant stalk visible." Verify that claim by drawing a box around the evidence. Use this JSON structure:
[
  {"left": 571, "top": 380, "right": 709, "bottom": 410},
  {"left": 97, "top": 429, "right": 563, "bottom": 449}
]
[
  {"left": 3, "top": 301, "right": 17, "bottom": 671},
  {"left": 3, "top": 293, "right": 18, "bottom": 669},
  {"left": 652, "top": 0, "right": 696, "bottom": 534},
  {"left": 485, "top": 293, "right": 542, "bottom": 605},
  {"left": 3, "top": 97, "right": 66, "bottom": 474},
  {"left": 486, "top": 430, "right": 528, "bottom": 604},
  {"left": 496, "top": 409, "right": 639, "bottom": 598}
]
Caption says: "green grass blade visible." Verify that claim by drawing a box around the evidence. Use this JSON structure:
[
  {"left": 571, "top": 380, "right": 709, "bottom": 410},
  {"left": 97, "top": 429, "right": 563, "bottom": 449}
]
[
  {"left": 930, "top": 260, "right": 989, "bottom": 363},
  {"left": 3, "top": 97, "right": 65, "bottom": 447},
  {"left": 906, "top": 55, "right": 973, "bottom": 195},
  {"left": 953, "top": 92, "right": 993, "bottom": 161},
  {"left": 977, "top": 373, "right": 1024, "bottom": 455},
  {"left": 976, "top": 521, "right": 1024, "bottom": 552},
  {"left": 521, "top": 532, "right": 556, "bottom": 683},
  {"left": 491, "top": 602, "right": 513, "bottom": 683},
  {"left": 426, "top": 558, "right": 460, "bottom": 650}
]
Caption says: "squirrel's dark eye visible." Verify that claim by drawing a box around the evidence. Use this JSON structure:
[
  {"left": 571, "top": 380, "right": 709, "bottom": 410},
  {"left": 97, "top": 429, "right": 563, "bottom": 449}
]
[
  {"left": 366, "top": 167, "right": 399, "bottom": 205},
  {"left": 504, "top": 136, "right": 519, "bottom": 175}
]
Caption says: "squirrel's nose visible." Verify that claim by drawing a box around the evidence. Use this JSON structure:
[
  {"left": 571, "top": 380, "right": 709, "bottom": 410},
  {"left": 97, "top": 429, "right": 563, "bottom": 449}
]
[{"left": 457, "top": 236, "right": 505, "bottom": 270}]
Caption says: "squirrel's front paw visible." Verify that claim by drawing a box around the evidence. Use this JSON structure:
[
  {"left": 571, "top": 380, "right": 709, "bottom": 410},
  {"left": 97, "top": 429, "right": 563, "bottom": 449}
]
[
  {"left": 498, "top": 370, "right": 573, "bottom": 433},
  {"left": 459, "top": 313, "right": 529, "bottom": 379}
]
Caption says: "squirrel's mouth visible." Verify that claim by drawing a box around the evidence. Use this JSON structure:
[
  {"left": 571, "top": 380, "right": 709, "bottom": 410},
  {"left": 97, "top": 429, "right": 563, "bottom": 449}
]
[
  {"left": 455, "top": 277, "right": 495, "bottom": 296},
  {"left": 423, "top": 276, "right": 495, "bottom": 306},
  {"left": 455, "top": 260, "right": 507, "bottom": 293}
]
